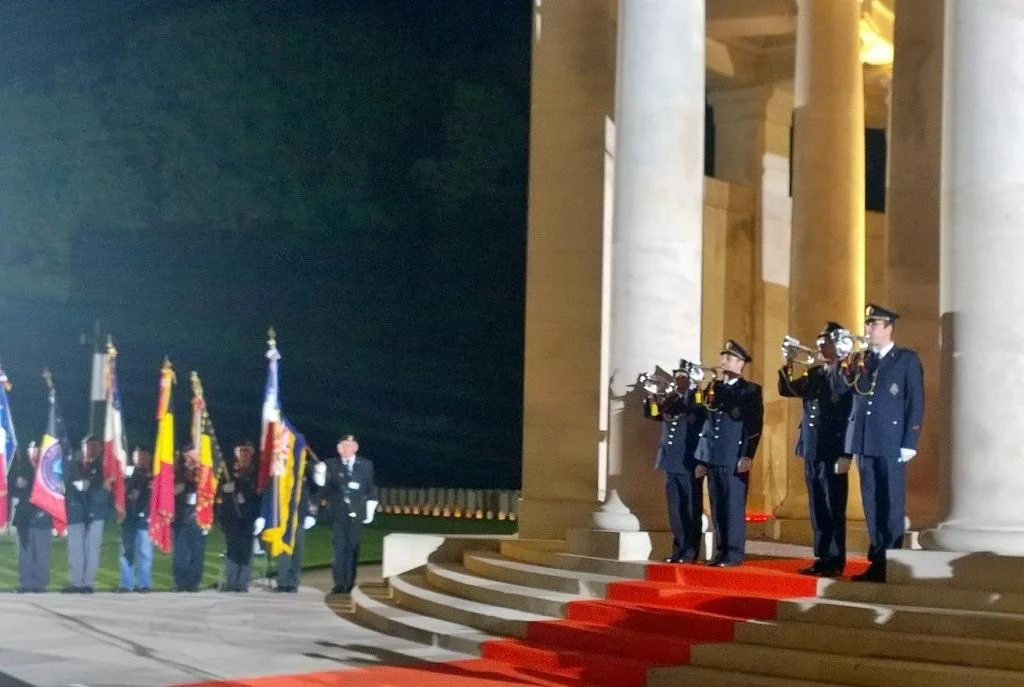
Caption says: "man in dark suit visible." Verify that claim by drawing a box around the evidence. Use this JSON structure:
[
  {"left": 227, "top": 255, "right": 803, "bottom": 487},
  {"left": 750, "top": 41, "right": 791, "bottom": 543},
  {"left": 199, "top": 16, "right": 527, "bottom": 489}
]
[
  {"left": 832, "top": 304, "right": 925, "bottom": 582},
  {"left": 274, "top": 457, "right": 322, "bottom": 593},
  {"left": 216, "top": 441, "right": 259, "bottom": 592},
  {"left": 118, "top": 448, "right": 154, "bottom": 592},
  {"left": 779, "top": 322, "right": 852, "bottom": 577},
  {"left": 64, "top": 437, "right": 110, "bottom": 594},
  {"left": 694, "top": 340, "right": 764, "bottom": 567},
  {"left": 172, "top": 445, "right": 205, "bottom": 592},
  {"left": 323, "top": 434, "right": 378, "bottom": 594},
  {"left": 644, "top": 364, "right": 706, "bottom": 563},
  {"left": 11, "top": 442, "right": 53, "bottom": 593}
]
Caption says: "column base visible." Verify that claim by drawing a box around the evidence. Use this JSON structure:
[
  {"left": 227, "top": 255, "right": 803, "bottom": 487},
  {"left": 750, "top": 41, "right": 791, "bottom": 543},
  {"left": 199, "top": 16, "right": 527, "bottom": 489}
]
[
  {"left": 567, "top": 528, "right": 674, "bottom": 561},
  {"left": 591, "top": 489, "right": 641, "bottom": 532},
  {"left": 888, "top": 548, "right": 1024, "bottom": 593},
  {"left": 920, "top": 523, "right": 1024, "bottom": 557},
  {"left": 516, "top": 496, "right": 598, "bottom": 541}
]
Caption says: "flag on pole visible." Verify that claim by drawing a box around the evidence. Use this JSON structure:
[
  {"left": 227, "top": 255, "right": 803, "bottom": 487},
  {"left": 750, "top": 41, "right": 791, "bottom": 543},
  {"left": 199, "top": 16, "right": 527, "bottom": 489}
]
[
  {"left": 0, "top": 365, "right": 17, "bottom": 529},
  {"left": 30, "top": 369, "right": 68, "bottom": 535},
  {"left": 148, "top": 358, "right": 176, "bottom": 554},
  {"left": 258, "top": 328, "right": 281, "bottom": 493},
  {"left": 103, "top": 338, "right": 129, "bottom": 521},
  {"left": 259, "top": 417, "right": 308, "bottom": 557},
  {"left": 88, "top": 320, "right": 105, "bottom": 437},
  {"left": 190, "top": 371, "right": 223, "bottom": 531}
]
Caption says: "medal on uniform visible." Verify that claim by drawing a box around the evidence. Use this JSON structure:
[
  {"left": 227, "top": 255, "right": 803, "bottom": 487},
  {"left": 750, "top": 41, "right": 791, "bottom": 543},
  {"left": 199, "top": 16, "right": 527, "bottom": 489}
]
[{"left": 889, "top": 382, "right": 899, "bottom": 396}]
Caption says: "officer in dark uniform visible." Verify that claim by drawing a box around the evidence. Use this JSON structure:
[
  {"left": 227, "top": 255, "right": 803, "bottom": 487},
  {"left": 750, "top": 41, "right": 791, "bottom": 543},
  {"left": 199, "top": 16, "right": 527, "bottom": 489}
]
[
  {"left": 694, "top": 340, "right": 764, "bottom": 567},
  {"left": 11, "top": 442, "right": 53, "bottom": 592},
  {"left": 118, "top": 448, "right": 154, "bottom": 592},
  {"left": 832, "top": 304, "right": 924, "bottom": 582},
  {"left": 274, "top": 461, "right": 323, "bottom": 593},
  {"left": 64, "top": 437, "right": 109, "bottom": 593},
  {"left": 779, "top": 322, "right": 852, "bottom": 577},
  {"left": 216, "top": 441, "right": 259, "bottom": 592},
  {"left": 644, "top": 363, "right": 706, "bottom": 563},
  {"left": 173, "top": 445, "right": 206, "bottom": 592},
  {"left": 323, "top": 434, "right": 378, "bottom": 594}
]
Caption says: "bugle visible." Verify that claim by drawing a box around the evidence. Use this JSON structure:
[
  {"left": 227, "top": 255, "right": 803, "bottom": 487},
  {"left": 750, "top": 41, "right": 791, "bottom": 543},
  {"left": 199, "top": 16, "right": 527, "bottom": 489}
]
[{"left": 781, "top": 335, "right": 818, "bottom": 367}]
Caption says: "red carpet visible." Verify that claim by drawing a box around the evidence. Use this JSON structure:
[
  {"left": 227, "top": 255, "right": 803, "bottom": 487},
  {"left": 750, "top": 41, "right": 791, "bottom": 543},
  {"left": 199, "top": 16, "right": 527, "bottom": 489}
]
[{"left": 172, "top": 557, "right": 869, "bottom": 687}]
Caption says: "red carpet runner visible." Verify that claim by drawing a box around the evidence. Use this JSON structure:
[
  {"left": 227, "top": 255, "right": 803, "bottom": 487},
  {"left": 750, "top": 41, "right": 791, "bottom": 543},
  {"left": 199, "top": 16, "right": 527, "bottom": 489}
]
[{"left": 176, "top": 557, "right": 868, "bottom": 687}]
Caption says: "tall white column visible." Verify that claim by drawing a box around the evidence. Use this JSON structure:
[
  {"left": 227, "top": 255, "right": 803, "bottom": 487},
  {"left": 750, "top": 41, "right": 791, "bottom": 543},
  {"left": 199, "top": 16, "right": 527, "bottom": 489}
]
[
  {"left": 593, "top": 0, "right": 705, "bottom": 532},
  {"left": 923, "top": 0, "right": 1024, "bottom": 554}
]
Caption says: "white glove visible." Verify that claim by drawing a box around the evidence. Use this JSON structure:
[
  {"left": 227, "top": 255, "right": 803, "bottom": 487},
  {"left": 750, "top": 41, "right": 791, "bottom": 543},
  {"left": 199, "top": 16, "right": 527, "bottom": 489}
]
[
  {"left": 363, "top": 500, "right": 378, "bottom": 524},
  {"left": 15, "top": 477, "right": 27, "bottom": 489},
  {"left": 253, "top": 517, "right": 266, "bottom": 535},
  {"left": 899, "top": 448, "right": 917, "bottom": 463},
  {"left": 73, "top": 480, "right": 86, "bottom": 492},
  {"left": 303, "top": 515, "right": 316, "bottom": 530},
  {"left": 124, "top": 466, "right": 135, "bottom": 478},
  {"left": 312, "top": 461, "right": 327, "bottom": 487},
  {"left": 694, "top": 464, "right": 708, "bottom": 479},
  {"left": 736, "top": 457, "right": 752, "bottom": 474},
  {"left": 222, "top": 481, "right": 235, "bottom": 493},
  {"left": 835, "top": 457, "right": 853, "bottom": 475}
]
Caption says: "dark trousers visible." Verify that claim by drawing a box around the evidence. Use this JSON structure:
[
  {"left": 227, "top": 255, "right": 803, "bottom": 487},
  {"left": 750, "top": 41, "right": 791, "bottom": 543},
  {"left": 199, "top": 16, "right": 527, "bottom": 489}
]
[
  {"left": 664, "top": 471, "right": 703, "bottom": 561},
  {"left": 172, "top": 522, "right": 206, "bottom": 590},
  {"left": 17, "top": 526, "right": 52, "bottom": 591},
  {"left": 805, "top": 458, "right": 849, "bottom": 569},
  {"left": 707, "top": 465, "right": 749, "bottom": 564},
  {"left": 277, "top": 525, "right": 305, "bottom": 589},
  {"left": 223, "top": 523, "right": 255, "bottom": 591},
  {"left": 857, "top": 454, "right": 906, "bottom": 570},
  {"left": 332, "top": 517, "right": 363, "bottom": 591}
]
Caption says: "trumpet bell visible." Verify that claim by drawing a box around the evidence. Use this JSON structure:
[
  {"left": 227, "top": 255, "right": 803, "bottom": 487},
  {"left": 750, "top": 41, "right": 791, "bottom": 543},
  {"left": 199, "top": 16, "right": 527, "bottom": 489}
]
[
  {"left": 830, "top": 328, "right": 870, "bottom": 357},
  {"left": 780, "top": 335, "right": 818, "bottom": 366},
  {"left": 637, "top": 372, "right": 675, "bottom": 396}
]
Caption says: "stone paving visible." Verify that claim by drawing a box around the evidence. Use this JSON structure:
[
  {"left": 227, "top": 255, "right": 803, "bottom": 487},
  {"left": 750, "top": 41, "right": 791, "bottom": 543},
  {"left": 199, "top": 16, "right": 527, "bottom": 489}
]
[{"left": 0, "top": 566, "right": 471, "bottom": 687}]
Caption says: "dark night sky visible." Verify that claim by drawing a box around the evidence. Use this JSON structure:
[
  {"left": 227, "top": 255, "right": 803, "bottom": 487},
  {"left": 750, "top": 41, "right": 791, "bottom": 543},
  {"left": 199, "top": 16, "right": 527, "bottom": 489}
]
[{"left": 0, "top": 0, "right": 532, "bottom": 488}]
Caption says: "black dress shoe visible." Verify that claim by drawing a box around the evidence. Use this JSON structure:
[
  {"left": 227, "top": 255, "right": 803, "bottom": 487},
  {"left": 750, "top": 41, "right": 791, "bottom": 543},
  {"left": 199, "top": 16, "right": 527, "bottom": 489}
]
[
  {"left": 82, "top": 587, "right": 94, "bottom": 594},
  {"left": 852, "top": 567, "right": 885, "bottom": 583},
  {"left": 136, "top": 588, "right": 151, "bottom": 593},
  {"left": 61, "top": 586, "right": 81, "bottom": 594},
  {"left": 114, "top": 586, "right": 131, "bottom": 593},
  {"left": 330, "top": 585, "right": 351, "bottom": 594},
  {"left": 663, "top": 556, "right": 682, "bottom": 563},
  {"left": 713, "top": 560, "right": 742, "bottom": 568},
  {"left": 815, "top": 567, "right": 844, "bottom": 578},
  {"left": 797, "top": 561, "right": 823, "bottom": 576}
]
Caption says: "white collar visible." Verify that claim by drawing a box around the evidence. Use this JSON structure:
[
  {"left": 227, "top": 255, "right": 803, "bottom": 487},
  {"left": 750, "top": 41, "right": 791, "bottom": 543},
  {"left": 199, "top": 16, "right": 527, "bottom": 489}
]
[
  {"left": 873, "top": 341, "right": 895, "bottom": 358},
  {"left": 724, "top": 377, "right": 739, "bottom": 386}
]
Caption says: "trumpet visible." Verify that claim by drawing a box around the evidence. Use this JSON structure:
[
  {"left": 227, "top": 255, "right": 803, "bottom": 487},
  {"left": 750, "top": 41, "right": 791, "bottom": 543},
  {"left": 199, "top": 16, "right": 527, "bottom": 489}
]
[
  {"left": 781, "top": 335, "right": 818, "bottom": 367},
  {"left": 830, "top": 328, "right": 870, "bottom": 358},
  {"left": 637, "top": 371, "right": 676, "bottom": 397}
]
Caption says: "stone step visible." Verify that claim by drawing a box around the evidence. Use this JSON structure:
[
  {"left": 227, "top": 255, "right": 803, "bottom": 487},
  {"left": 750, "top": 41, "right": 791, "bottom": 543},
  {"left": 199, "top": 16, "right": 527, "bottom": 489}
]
[
  {"left": 425, "top": 561, "right": 581, "bottom": 616},
  {"left": 776, "top": 596, "right": 1024, "bottom": 642},
  {"left": 525, "top": 619, "right": 692, "bottom": 664},
  {"left": 389, "top": 572, "right": 549, "bottom": 638},
  {"left": 480, "top": 638, "right": 652, "bottom": 687},
  {"left": 647, "top": 664, "right": 858, "bottom": 687},
  {"left": 736, "top": 618, "right": 1024, "bottom": 672},
  {"left": 819, "top": 577, "right": 1024, "bottom": 616},
  {"left": 350, "top": 584, "right": 497, "bottom": 655},
  {"left": 462, "top": 549, "right": 625, "bottom": 596},
  {"left": 687, "top": 642, "right": 1024, "bottom": 687},
  {"left": 499, "top": 539, "right": 648, "bottom": 578}
]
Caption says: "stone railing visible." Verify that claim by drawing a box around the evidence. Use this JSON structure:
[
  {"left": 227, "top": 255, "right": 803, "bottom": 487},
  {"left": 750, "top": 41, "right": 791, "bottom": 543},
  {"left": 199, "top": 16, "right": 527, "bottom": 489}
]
[{"left": 375, "top": 487, "right": 520, "bottom": 521}]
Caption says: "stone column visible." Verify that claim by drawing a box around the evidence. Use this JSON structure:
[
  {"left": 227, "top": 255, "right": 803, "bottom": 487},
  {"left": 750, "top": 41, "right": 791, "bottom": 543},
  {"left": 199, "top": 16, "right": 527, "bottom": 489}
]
[
  {"left": 777, "top": 0, "right": 866, "bottom": 522},
  {"left": 922, "top": 0, "right": 1024, "bottom": 555},
  {"left": 885, "top": 0, "right": 944, "bottom": 528},
  {"left": 517, "top": 0, "right": 616, "bottom": 541},
  {"left": 589, "top": 0, "right": 705, "bottom": 541}
]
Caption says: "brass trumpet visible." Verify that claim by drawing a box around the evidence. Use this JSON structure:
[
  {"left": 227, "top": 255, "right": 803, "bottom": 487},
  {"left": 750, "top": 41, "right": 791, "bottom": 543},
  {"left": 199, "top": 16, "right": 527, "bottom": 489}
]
[
  {"left": 830, "top": 328, "right": 870, "bottom": 358},
  {"left": 781, "top": 335, "right": 818, "bottom": 367},
  {"left": 637, "top": 371, "right": 676, "bottom": 397}
]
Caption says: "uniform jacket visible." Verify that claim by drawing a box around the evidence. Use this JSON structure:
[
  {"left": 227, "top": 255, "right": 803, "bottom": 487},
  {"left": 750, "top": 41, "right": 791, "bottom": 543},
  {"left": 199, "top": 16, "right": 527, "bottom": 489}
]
[
  {"left": 65, "top": 457, "right": 110, "bottom": 525},
  {"left": 778, "top": 364, "right": 852, "bottom": 462},
  {"left": 695, "top": 378, "right": 764, "bottom": 467},
  {"left": 215, "top": 459, "right": 259, "bottom": 528},
  {"left": 173, "top": 462, "right": 199, "bottom": 527},
  {"left": 323, "top": 455, "right": 378, "bottom": 522},
  {"left": 830, "top": 346, "right": 925, "bottom": 457},
  {"left": 10, "top": 461, "right": 53, "bottom": 530},
  {"left": 122, "top": 468, "right": 152, "bottom": 531},
  {"left": 644, "top": 390, "right": 705, "bottom": 474}
]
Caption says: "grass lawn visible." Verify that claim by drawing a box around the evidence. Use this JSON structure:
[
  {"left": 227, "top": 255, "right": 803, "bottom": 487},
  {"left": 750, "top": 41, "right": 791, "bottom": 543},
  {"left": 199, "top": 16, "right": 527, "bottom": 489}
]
[{"left": 0, "top": 513, "right": 517, "bottom": 592}]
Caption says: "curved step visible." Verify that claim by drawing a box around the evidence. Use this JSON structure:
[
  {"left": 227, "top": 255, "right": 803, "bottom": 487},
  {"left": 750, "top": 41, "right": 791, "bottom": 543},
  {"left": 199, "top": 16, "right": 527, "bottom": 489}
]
[
  {"left": 481, "top": 638, "right": 653, "bottom": 687},
  {"left": 426, "top": 561, "right": 580, "bottom": 616},
  {"left": 350, "top": 584, "right": 497, "bottom": 655},
  {"left": 735, "top": 618, "right": 1024, "bottom": 672},
  {"left": 820, "top": 577, "right": 1024, "bottom": 616},
  {"left": 499, "top": 540, "right": 648, "bottom": 578},
  {"left": 390, "top": 572, "right": 548, "bottom": 637},
  {"left": 687, "top": 642, "right": 1024, "bottom": 687},
  {"left": 776, "top": 596, "right": 1024, "bottom": 642},
  {"left": 463, "top": 550, "right": 624, "bottom": 596},
  {"left": 648, "top": 665, "right": 858, "bottom": 687}
]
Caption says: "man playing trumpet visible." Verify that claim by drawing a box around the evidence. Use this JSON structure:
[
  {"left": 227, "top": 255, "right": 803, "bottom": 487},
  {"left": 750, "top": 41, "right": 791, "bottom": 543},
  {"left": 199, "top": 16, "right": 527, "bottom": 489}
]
[
  {"left": 779, "top": 322, "right": 852, "bottom": 577},
  {"left": 642, "top": 363, "right": 706, "bottom": 563}
]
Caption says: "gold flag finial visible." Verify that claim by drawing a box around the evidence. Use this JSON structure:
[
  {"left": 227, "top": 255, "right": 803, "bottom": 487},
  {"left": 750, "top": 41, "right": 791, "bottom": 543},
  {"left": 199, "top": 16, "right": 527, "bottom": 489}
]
[
  {"left": 267, "top": 326, "right": 277, "bottom": 349},
  {"left": 190, "top": 370, "right": 204, "bottom": 398},
  {"left": 42, "top": 368, "right": 53, "bottom": 390},
  {"left": 106, "top": 334, "right": 118, "bottom": 359}
]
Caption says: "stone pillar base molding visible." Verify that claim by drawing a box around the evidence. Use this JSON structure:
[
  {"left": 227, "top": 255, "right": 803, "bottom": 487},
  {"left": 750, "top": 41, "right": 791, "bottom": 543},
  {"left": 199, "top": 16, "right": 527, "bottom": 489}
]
[
  {"left": 567, "top": 528, "right": 674, "bottom": 562},
  {"left": 516, "top": 497, "right": 598, "bottom": 541},
  {"left": 919, "top": 525, "right": 1024, "bottom": 558},
  {"left": 888, "top": 548, "right": 1024, "bottom": 593},
  {"left": 590, "top": 489, "right": 641, "bottom": 532}
]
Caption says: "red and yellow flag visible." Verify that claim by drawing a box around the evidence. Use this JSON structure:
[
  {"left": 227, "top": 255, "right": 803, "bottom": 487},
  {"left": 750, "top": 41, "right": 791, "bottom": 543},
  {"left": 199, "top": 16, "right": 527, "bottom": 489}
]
[
  {"left": 148, "top": 358, "right": 176, "bottom": 554},
  {"left": 190, "top": 371, "right": 222, "bottom": 531}
]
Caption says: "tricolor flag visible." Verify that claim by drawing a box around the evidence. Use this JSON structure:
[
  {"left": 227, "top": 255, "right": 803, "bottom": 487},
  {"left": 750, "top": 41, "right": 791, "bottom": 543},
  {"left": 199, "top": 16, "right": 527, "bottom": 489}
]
[
  {"left": 148, "top": 358, "right": 176, "bottom": 554},
  {"left": 258, "top": 328, "right": 281, "bottom": 493},
  {"left": 0, "top": 365, "right": 17, "bottom": 529},
  {"left": 190, "top": 371, "right": 223, "bottom": 531},
  {"left": 30, "top": 370, "right": 68, "bottom": 535},
  {"left": 103, "top": 339, "right": 129, "bottom": 521}
]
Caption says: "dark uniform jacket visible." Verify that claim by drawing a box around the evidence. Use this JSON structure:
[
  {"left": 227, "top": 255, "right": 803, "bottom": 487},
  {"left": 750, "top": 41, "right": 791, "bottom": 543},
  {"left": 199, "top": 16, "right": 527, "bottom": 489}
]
[
  {"left": 123, "top": 469, "right": 152, "bottom": 531},
  {"left": 173, "top": 463, "right": 199, "bottom": 527},
  {"left": 65, "top": 457, "right": 111, "bottom": 525},
  {"left": 695, "top": 378, "right": 764, "bottom": 467},
  {"left": 778, "top": 364, "right": 852, "bottom": 462},
  {"left": 830, "top": 346, "right": 925, "bottom": 457},
  {"left": 322, "top": 456, "right": 378, "bottom": 522},
  {"left": 10, "top": 461, "right": 53, "bottom": 530},
  {"left": 215, "top": 460, "right": 259, "bottom": 530},
  {"left": 644, "top": 390, "right": 705, "bottom": 474}
]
